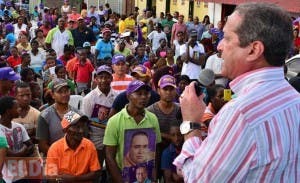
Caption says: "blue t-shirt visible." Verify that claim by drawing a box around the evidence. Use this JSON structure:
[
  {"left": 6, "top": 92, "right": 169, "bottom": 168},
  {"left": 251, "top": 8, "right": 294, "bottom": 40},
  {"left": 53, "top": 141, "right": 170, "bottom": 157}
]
[
  {"left": 95, "top": 40, "right": 114, "bottom": 60},
  {"left": 33, "top": 10, "right": 39, "bottom": 18},
  {"left": 161, "top": 143, "right": 179, "bottom": 172},
  {"left": 90, "top": 25, "right": 100, "bottom": 39},
  {"left": 5, "top": 33, "right": 16, "bottom": 48},
  {"left": 135, "top": 55, "right": 148, "bottom": 64}
]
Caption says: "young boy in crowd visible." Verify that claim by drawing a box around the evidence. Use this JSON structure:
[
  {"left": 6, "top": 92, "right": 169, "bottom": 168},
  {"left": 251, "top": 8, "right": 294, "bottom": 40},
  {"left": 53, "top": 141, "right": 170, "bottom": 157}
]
[
  {"left": 161, "top": 125, "right": 183, "bottom": 183},
  {"left": 43, "top": 56, "right": 57, "bottom": 84},
  {"left": 0, "top": 96, "right": 34, "bottom": 183},
  {"left": 16, "top": 52, "right": 31, "bottom": 73},
  {"left": 47, "top": 65, "right": 76, "bottom": 94},
  {"left": 72, "top": 48, "right": 95, "bottom": 94},
  {"left": 7, "top": 47, "right": 21, "bottom": 69},
  {"left": 29, "top": 82, "right": 43, "bottom": 110}
]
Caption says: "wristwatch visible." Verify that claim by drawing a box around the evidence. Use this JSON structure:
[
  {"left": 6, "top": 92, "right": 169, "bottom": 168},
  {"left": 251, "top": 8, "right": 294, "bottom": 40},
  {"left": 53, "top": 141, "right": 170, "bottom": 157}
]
[{"left": 180, "top": 121, "right": 201, "bottom": 134}]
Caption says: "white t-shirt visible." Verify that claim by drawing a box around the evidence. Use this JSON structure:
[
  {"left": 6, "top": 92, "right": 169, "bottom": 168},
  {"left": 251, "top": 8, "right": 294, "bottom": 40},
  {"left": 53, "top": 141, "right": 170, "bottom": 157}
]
[
  {"left": 48, "top": 28, "right": 72, "bottom": 58},
  {"left": 147, "top": 31, "right": 167, "bottom": 53},
  {"left": 205, "top": 53, "right": 228, "bottom": 87},
  {"left": 61, "top": 5, "right": 70, "bottom": 13},
  {"left": 0, "top": 122, "right": 30, "bottom": 153},
  {"left": 0, "top": 122, "right": 30, "bottom": 183},
  {"left": 173, "top": 40, "right": 186, "bottom": 61},
  {"left": 29, "top": 48, "right": 46, "bottom": 68},
  {"left": 181, "top": 43, "right": 205, "bottom": 80},
  {"left": 13, "top": 23, "right": 27, "bottom": 39},
  {"left": 82, "top": 87, "right": 118, "bottom": 149}
]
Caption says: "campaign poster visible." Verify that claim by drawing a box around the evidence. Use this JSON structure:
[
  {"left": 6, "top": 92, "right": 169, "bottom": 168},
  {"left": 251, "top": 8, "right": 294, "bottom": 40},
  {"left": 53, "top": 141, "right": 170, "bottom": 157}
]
[
  {"left": 122, "top": 128, "right": 156, "bottom": 183},
  {"left": 90, "top": 104, "right": 110, "bottom": 124}
]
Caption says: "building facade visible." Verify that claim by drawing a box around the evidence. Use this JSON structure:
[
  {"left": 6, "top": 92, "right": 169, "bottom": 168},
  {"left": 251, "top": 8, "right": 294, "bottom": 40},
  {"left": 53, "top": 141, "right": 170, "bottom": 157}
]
[
  {"left": 136, "top": 0, "right": 300, "bottom": 29},
  {"left": 43, "top": 0, "right": 134, "bottom": 15}
]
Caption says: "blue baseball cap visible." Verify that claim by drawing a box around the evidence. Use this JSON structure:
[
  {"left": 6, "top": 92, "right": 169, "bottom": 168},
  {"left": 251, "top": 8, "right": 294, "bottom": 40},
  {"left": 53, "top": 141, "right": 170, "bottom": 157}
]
[
  {"left": 112, "top": 54, "right": 126, "bottom": 65},
  {"left": 96, "top": 65, "right": 112, "bottom": 75},
  {"left": 0, "top": 67, "right": 20, "bottom": 81},
  {"left": 126, "top": 80, "right": 151, "bottom": 95}
]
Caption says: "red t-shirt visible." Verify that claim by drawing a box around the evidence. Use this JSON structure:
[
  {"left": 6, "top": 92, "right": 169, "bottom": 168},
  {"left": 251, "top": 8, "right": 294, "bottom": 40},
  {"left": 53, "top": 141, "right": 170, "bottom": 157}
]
[
  {"left": 7, "top": 56, "right": 21, "bottom": 68},
  {"left": 39, "top": 26, "right": 52, "bottom": 37},
  {"left": 294, "top": 37, "right": 300, "bottom": 48},
  {"left": 73, "top": 61, "right": 94, "bottom": 83},
  {"left": 59, "top": 54, "right": 75, "bottom": 66},
  {"left": 143, "top": 61, "right": 153, "bottom": 70}
]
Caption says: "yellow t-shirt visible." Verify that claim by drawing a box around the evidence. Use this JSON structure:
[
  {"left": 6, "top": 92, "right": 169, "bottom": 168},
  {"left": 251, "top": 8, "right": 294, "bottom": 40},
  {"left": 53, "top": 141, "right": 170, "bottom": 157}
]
[
  {"left": 142, "top": 27, "right": 148, "bottom": 40},
  {"left": 124, "top": 18, "right": 135, "bottom": 32},
  {"left": 119, "top": 20, "right": 126, "bottom": 33}
]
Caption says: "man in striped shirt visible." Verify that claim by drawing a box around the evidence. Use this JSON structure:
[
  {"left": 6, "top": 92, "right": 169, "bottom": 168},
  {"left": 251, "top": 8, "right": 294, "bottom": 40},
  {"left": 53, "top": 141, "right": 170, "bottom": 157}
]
[
  {"left": 111, "top": 54, "right": 133, "bottom": 94},
  {"left": 174, "top": 3, "right": 300, "bottom": 182}
]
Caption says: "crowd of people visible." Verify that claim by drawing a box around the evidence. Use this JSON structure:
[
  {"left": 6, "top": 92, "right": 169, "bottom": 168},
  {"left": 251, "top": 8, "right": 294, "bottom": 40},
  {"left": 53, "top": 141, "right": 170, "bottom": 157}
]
[{"left": 0, "top": 1, "right": 298, "bottom": 183}]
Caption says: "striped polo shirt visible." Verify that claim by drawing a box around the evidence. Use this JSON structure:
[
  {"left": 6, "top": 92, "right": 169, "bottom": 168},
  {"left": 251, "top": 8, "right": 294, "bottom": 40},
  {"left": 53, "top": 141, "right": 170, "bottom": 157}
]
[{"left": 111, "top": 74, "right": 133, "bottom": 94}]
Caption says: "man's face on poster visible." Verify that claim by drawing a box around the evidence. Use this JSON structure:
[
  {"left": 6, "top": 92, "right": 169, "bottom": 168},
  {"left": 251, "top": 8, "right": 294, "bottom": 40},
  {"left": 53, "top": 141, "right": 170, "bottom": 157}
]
[
  {"left": 129, "top": 134, "right": 149, "bottom": 164},
  {"left": 136, "top": 167, "right": 148, "bottom": 183}
]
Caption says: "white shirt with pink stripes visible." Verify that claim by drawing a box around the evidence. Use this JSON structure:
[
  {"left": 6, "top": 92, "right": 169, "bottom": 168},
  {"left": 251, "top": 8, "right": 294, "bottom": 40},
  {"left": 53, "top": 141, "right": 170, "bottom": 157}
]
[{"left": 174, "top": 67, "right": 300, "bottom": 182}]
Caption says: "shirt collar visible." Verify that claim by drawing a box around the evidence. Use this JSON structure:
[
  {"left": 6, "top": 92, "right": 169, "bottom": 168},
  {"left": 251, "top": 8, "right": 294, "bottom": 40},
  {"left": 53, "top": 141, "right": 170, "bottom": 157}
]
[
  {"left": 230, "top": 67, "right": 284, "bottom": 95},
  {"left": 122, "top": 104, "right": 148, "bottom": 121},
  {"left": 95, "top": 86, "right": 114, "bottom": 97},
  {"left": 63, "top": 136, "right": 85, "bottom": 152}
]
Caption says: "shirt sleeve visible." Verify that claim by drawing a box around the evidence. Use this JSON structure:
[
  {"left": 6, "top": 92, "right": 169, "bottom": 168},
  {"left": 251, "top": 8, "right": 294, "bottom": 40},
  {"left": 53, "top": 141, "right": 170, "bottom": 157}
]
[
  {"left": 82, "top": 95, "right": 93, "bottom": 117},
  {"left": 67, "top": 30, "right": 74, "bottom": 46},
  {"left": 111, "top": 93, "right": 126, "bottom": 112},
  {"left": 147, "top": 31, "right": 153, "bottom": 40},
  {"left": 171, "top": 24, "right": 176, "bottom": 36},
  {"left": 0, "top": 136, "right": 8, "bottom": 148},
  {"left": 72, "top": 63, "right": 78, "bottom": 72},
  {"left": 45, "top": 29, "right": 54, "bottom": 44},
  {"left": 103, "top": 117, "right": 119, "bottom": 146},
  {"left": 173, "top": 108, "right": 257, "bottom": 182},
  {"left": 88, "top": 62, "right": 94, "bottom": 72},
  {"left": 95, "top": 40, "right": 101, "bottom": 51},
  {"left": 36, "top": 115, "right": 50, "bottom": 140},
  {"left": 88, "top": 142, "right": 101, "bottom": 171}
]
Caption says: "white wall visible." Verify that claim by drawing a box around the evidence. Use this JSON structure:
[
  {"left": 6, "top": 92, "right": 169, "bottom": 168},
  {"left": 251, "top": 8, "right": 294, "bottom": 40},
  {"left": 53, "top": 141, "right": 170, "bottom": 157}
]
[{"left": 208, "top": 3, "right": 222, "bottom": 27}]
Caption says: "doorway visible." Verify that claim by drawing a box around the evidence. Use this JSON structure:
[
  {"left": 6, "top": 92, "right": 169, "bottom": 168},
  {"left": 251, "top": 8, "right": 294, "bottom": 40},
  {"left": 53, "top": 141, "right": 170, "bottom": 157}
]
[
  {"left": 147, "top": 0, "right": 152, "bottom": 10},
  {"left": 189, "top": 1, "right": 194, "bottom": 17},
  {"left": 166, "top": 0, "right": 170, "bottom": 13}
]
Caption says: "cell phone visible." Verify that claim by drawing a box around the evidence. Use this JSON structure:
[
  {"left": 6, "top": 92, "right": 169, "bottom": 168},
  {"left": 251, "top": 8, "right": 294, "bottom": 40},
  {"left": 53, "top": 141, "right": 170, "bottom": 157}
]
[
  {"left": 194, "top": 82, "right": 205, "bottom": 96},
  {"left": 224, "top": 89, "right": 232, "bottom": 101}
]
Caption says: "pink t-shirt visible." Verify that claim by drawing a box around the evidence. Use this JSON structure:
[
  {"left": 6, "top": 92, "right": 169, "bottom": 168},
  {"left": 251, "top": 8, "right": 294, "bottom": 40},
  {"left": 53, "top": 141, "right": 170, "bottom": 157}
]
[{"left": 171, "top": 23, "right": 187, "bottom": 42}]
